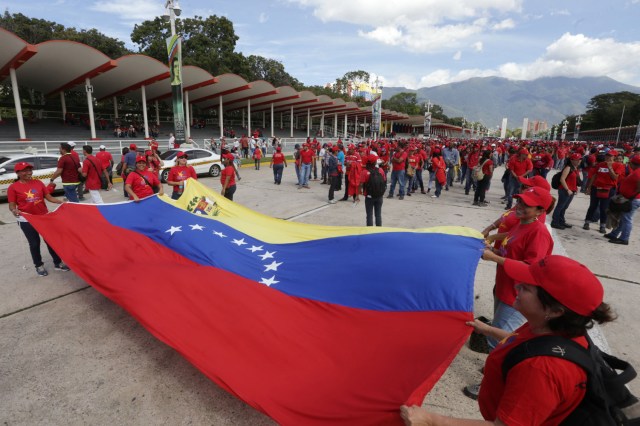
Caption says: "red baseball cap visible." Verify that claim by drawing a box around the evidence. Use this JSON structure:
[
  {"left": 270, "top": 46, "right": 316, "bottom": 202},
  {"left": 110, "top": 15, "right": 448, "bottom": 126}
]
[
  {"left": 630, "top": 155, "right": 640, "bottom": 165},
  {"left": 518, "top": 175, "right": 551, "bottom": 191},
  {"left": 606, "top": 149, "right": 618, "bottom": 156},
  {"left": 14, "top": 162, "right": 34, "bottom": 172},
  {"left": 504, "top": 256, "right": 603, "bottom": 316},
  {"left": 366, "top": 154, "right": 378, "bottom": 165},
  {"left": 513, "top": 186, "right": 553, "bottom": 210},
  {"left": 176, "top": 151, "right": 188, "bottom": 159},
  {"left": 135, "top": 155, "right": 147, "bottom": 163},
  {"left": 276, "top": 146, "right": 282, "bottom": 152},
  {"left": 569, "top": 153, "right": 582, "bottom": 161},
  {"left": 130, "top": 144, "right": 137, "bottom": 150},
  {"left": 519, "top": 148, "right": 529, "bottom": 155}
]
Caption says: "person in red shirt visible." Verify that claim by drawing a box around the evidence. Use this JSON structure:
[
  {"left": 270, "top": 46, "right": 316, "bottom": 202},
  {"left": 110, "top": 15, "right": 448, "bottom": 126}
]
[
  {"left": 81, "top": 145, "right": 112, "bottom": 204},
  {"left": 402, "top": 256, "right": 615, "bottom": 426},
  {"left": 96, "top": 145, "right": 114, "bottom": 185},
  {"left": 124, "top": 156, "right": 164, "bottom": 202},
  {"left": 8, "top": 162, "right": 69, "bottom": 277},
  {"left": 404, "top": 146, "right": 420, "bottom": 197},
  {"left": 551, "top": 152, "right": 582, "bottom": 229},
  {"left": 252, "top": 146, "right": 262, "bottom": 170},
  {"left": 505, "top": 148, "right": 533, "bottom": 210},
  {"left": 356, "top": 154, "right": 386, "bottom": 226},
  {"left": 50, "top": 142, "right": 82, "bottom": 203},
  {"left": 340, "top": 145, "right": 361, "bottom": 200},
  {"left": 167, "top": 151, "right": 197, "bottom": 200},
  {"left": 220, "top": 156, "right": 237, "bottom": 200},
  {"left": 387, "top": 143, "right": 408, "bottom": 199},
  {"left": 473, "top": 150, "right": 494, "bottom": 206},
  {"left": 429, "top": 148, "right": 446, "bottom": 198},
  {"left": 584, "top": 149, "right": 626, "bottom": 233},
  {"left": 269, "top": 146, "right": 287, "bottom": 185},
  {"left": 605, "top": 154, "right": 640, "bottom": 245},
  {"left": 465, "top": 145, "right": 480, "bottom": 195},
  {"left": 299, "top": 144, "right": 314, "bottom": 188}
]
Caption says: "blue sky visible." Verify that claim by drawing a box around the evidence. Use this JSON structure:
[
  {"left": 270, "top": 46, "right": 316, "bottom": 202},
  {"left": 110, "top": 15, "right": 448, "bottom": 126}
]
[{"left": 4, "top": 0, "right": 640, "bottom": 89}]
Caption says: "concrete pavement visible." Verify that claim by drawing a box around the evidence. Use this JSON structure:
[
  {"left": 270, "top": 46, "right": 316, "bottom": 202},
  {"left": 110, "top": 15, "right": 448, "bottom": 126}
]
[{"left": 1, "top": 164, "right": 638, "bottom": 424}]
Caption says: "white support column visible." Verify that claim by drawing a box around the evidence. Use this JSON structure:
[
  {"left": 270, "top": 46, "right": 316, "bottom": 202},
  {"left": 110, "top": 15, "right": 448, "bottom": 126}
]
[
  {"left": 344, "top": 114, "right": 347, "bottom": 138},
  {"left": 242, "top": 109, "right": 245, "bottom": 129},
  {"left": 190, "top": 103, "right": 194, "bottom": 130},
  {"left": 270, "top": 103, "right": 274, "bottom": 137},
  {"left": 320, "top": 111, "right": 325, "bottom": 138},
  {"left": 112, "top": 96, "right": 118, "bottom": 119},
  {"left": 184, "top": 90, "right": 190, "bottom": 139},
  {"left": 219, "top": 96, "right": 224, "bottom": 139},
  {"left": 306, "top": 109, "right": 310, "bottom": 137},
  {"left": 355, "top": 116, "right": 358, "bottom": 138},
  {"left": 280, "top": 112, "right": 283, "bottom": 130},
  {"left": 60, "top": 92, "right": 67, "bottom": 124},
  {"left": 155, "top": 101, "right": 160, "bottom": 126},
  {"left": 363, "top": 116, "right": 367, "bottom": 138},
  {"left": 247, "top": 99, "right": 252, "bottom": 137},
  {"left": 334, "top": 113, "right": 338, "bottom": 137},
  {"left": 141, "top": 85, "right": 149, "bottom": 139},
  {"left": 10, "top": 68, "right": 27, "bottom": 140},
  {"left": 290, "top": 106, "right": 294, "bottom": 138},
  {"left": 262, "top": 111, "right": 266, "bottom": 128},
  {"left": 85, "top": 78, "right": 97, "bottom": 140}
]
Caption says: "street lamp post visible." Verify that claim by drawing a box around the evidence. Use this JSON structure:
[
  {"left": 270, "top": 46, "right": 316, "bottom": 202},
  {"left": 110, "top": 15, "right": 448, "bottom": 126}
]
[{"left": 163, "top": 0, "right": 186, "bottom": 146}]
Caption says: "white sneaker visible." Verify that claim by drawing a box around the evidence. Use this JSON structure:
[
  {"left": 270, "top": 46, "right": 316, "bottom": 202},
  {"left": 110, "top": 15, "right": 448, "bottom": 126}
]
[
  {"left": 430, "top": 195, "right": 438, "bottom": 198},
  {"left": 328, "top": 199, "right": 337, "bottom": 204}
]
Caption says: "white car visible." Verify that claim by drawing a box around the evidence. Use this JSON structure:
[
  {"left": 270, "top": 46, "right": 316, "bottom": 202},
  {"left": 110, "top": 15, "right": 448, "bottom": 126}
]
[
  {"left": 158, "top": 148, "right": 223, "bottom": 183},
  {"left": 0, "top": 153, "right": 63, "bottom": 200}
]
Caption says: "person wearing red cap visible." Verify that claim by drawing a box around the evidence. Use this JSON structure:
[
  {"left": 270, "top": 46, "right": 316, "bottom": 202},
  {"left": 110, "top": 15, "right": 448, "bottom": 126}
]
[
  {"left": 269, "top": 146, "right": 287, "bottom": 185},
  {"left": 124, "top": 156, "right": 163, "bottom": 201},
  {"left": 584, "top": 149, "right": 626, "bottom": 233},
  {"left": 472, "top": 150, "right": 494, "bottom": 206},
  {"left": 551, "top": 152, "right": 582, "bottom": 229},
  {"left": 387, "top": 143, "right": 408, "bottom": 200},
  {"left": 167, "top": 152, "right": 197, "bottom": 200},
  {"left": 220, "top": 155, "right": 237, "bottom": 200},
  {"left": 429, "top": 148, "right": 446, "bottom": 198},
  {"left": 326, "top": 147, "right": 341, "bottom": 203},
  {"left": 401, "top": 255, "right": 615, "bottom": 426},
  {"left": 145, "top": 149, "right": 163, "bottom": 178},
  {"left": 357, "top": 154, "right": 386, "bottom": 226},
  {"left": 8, "top": 162, "right": 69, "bottom": 277},
  {"left": 504, "top": 148, "right": 533, "bottom": 210},
  {"left": 605, "top": 154, "right": 640, "bottom": 245}
]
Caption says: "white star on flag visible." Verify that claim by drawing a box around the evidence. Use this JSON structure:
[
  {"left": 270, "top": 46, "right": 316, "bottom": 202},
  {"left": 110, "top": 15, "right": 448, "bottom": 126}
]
[
  {"left": 260, "top": 276, "right": 279, "bottom": 286},
  {"left": 264, "top": 261, "right": 283, "bottom": 272},
  {"left": 231, "top": 238, "right": 248, "bottom": 246},
  {"left": 247, "top": 245, "right": 264, "bottom": 253},
  {"left": 213, "top": 231, "right": 227, "bottom": 238},
  {"left": 165, "top": 226, "right": 182, "bottom": 235},
  {"left": 189, "top": 224, "right": 205, "bottom": 231},
  {"left": 258, "top": 251, "right": 276, "bottom": 260}
]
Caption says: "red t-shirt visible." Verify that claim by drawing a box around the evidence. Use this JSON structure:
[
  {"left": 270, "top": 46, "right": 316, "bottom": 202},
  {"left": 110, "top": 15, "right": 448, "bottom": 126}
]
[
  {"left": 391, "top": 151, "right": 407, "bottom": 171},
  {"left": 407, "top": 154, "right": 419, "bottom": 170},
  {"left": 253, "top": 148, "right": 262, "bottom": 160},
  {"left": 168, "top": 166, "right": 197, "bottom": 193},
  {"left": 96, "top": 151, "right": 113, "bottom": 169},
  {"left": 220, "top": 166, "right": 236, "bottom": 188},
  {"left": 272, "top": 152, "right": 285, "bottom": 165},
  {"left": 57, "top": 153, "right": 81, "bottom": 184},
  {"left": 495, "top": 219, "right": 553, "bottom": 305},
  {"left": 7, "top": 179, "right": 49, "bottom": 215},
  {"left": 125, "top": 170, "right": 160, "bottom": 199},
  {"left": 593, "top": 162, "right": 626, "bottom": 189},
  {"left": 508, "top": 156, "right": 533, "bottom": 177},
  {"left": 467, "top": 151, "right": 480, "bottom": 168},
  {"left": 481, "top": 159, "right": 494, "bottom": 177},
  {"left": 300, "top": 149, "right": 314, "bottom": 164},
  {"left": 82, "top": 155, "right": 104, "bottom": 190},
  {"left": 562, "top": 167, "right": 579, "bottom": 192},
  {"left": 479, "top": 323, "right": 586, "bottom": 425},
  {"left": 619, "top": 168, "right": 640, "bottom": 199}
]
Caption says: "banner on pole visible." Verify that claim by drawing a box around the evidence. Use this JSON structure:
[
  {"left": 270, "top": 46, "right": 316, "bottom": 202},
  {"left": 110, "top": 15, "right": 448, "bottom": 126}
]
[
  {"left": 500, "top": 118, "right": 508, "bottom": 139},
  {"left": 371, "top": 95, "right": 381, "bottom": 135},
  {"left": 521, "top": 118, "right": 529, "bottom": 140},
  {"left": 167, "top": 35, "right": 186, "bottom": 145},
  {"left": 424, "top": 112, "right": 432, "bottom": 138}
]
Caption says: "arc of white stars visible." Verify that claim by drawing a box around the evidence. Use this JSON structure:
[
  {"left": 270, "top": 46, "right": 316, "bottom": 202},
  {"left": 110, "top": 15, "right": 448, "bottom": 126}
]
[
  {"left": 213, "top": 231, "right": 227, "bottom": 238},
  {"left": 258, "top": 251, "right": 276, "bottom": 260},
  {"left": 260, "top": 276, "right": 279, "bottom": 286},
  {"left": 264, "top": 261, "right": 283, "bottom": 272},
  {"left": 189, "top": 224, "right": 205, "bottom": 231},
  {"left": 247, "top": 245, "right": 264, "bottom": 253},
  {"left": 165, "top": 226, "right": 182, "bottom": 235},
  {"left": 231, "top": 238, "right": 248, "bottom": 246}
]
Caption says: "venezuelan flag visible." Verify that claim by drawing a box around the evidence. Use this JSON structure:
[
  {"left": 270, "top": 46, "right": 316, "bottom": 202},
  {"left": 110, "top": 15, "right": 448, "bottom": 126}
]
[{"left": 27, "top": 179, "right": 484, "bottom": 425}]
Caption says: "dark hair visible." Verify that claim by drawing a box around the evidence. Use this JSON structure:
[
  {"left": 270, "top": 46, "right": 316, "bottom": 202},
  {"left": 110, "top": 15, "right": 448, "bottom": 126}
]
[
  {"left": 122, "top": 147, "right": 129, "bottom": 155},
  {"left": 537, "top": 286, "right": 616, "bottom": 338},
  {"left": 544, "top": 196, "right": 556, "bottom": 215},
  {"left": 481, "top": 150, "right": 491, "bottom": 161},
  {"left": 60, "top": 142, "right": 71, "bottom": 153},
  {"left": 83, "top": 145, "right": 93, "bottom": 154}
]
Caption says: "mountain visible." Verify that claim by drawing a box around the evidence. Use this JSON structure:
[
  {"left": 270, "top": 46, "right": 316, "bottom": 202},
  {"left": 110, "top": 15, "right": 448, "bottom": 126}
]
[{"left": 382, "top": 76, "right": 640, "bottom": 128}]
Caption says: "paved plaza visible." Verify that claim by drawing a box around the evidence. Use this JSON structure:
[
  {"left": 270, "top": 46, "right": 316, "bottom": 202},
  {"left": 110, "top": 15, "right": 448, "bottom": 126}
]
[{"left": 1, "top": 164, "right": 639, "bottom": 424}]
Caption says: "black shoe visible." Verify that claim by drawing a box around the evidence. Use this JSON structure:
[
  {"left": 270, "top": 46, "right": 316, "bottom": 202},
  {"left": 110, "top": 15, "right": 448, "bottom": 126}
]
[
  {"left": 562, "top": 223, "right": 573, "bottom": 229},
  {"left": 386, "top": 195, "right": 393, "bottom": 199},
  {"left": 406, "top": 193, "right": 411, "bottom": 196},
  {"left": 504, "top": 206, "right": 511, "bottom": 210},
  {"left": 427, "top": 188, "right": 431, "bottom": 193},
  {"left": 465, "top": 191, "right": 469, "bottom": 195},
  {"left": 609, "top": 238, "right": 629, "bottom": 245},
  {"left": 583, "top": 223, "right": 590, "bottom": 230},
  {"left": 399, "top": 195, "right": 404, "bottom": 200},
  {"left": 472, "top": 201, "right": 479, "bottom": 206},
  {"left": 603, "top": 233, "right": 616, "bottom": 240},
  {"left": 339, "top": 197, "right": 348, "bottom": 201},
  {"left": 463, "top": 384, "right": 481, "bottom": 400},
  {"left": 550, "top": 223, "right": 566, "bottom": 229}
]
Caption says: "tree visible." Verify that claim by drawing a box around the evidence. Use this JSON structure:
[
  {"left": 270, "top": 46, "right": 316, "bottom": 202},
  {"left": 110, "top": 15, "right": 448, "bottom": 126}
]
[
  {"left": 239, "top": 55, "right": 302, "bottom": 89},
  {"left": 581, "top": 92, "right": 640, "bottom": 130},
  {"left": 382, "top": 92, "right": 420, "bottom": 115},
  {"left": 131, "top": 15, "right": 239, "bottom": 76}
]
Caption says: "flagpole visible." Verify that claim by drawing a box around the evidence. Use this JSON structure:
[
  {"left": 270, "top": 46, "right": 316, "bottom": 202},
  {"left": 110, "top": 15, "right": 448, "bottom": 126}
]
[{"left": 616, "top": 104, "right": 626, "bottom": 144}]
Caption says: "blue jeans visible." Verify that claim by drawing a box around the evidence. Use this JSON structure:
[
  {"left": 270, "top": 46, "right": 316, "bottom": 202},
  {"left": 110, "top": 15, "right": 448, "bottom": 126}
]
[
  {"left": 505, "top": 175, "right": 520, "bottom": 208},
  {"left": 273, "top": 164, "right": 284, "bottom": 184},
  {"left": 389, "top": 170, "right": 406, "bottom": 196},
  {"left": 18, "top": 221, "right": 62, "bottom": 268},
  {"left": 301, "top": 163, "right": 311, "bottom": 186},
  {"left": 585, "top": 187, "right": 614, "bottom": 225},
  {"left": 552, "top": 188, "right": 574, "bottom": 225},
  {"left": 435, "top": 180, "right": 443, "bottom": 197},
  {"left": 487, "top": 300, "right": 526, "bottom": 350},
  {"left": 464, "top": 168, "right": 476, "bottom": 193},
  {"left": 609, "top": 198, "right": 640, "bottom": 241},
  {"left": 295, "top": 164, "right": 301, "bottom": 185},
  {"left": 446, "top": 165, "right": 455, "bottom": 187},
  {"left": 63, "top": 184, "right": 80, "bottom": 203}
]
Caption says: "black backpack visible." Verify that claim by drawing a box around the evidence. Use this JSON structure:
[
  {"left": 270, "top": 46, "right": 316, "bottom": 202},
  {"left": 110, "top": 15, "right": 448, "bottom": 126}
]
[
  {"left": 503, "top": 334, "right": 640, "bottom": 425},
  {"left": 551, "top": 170, "right": 563, "bottom": 189},
  {"left": 366, "top": 168, "right": 386, "bottom": 198}
]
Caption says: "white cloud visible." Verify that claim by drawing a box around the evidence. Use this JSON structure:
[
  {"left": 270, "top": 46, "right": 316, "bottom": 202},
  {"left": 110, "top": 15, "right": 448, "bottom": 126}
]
[
  {"left": 90, "top": 0, "right": 160, "bottom": 21},
  {"left": 259, "top": 12, "right": 269, "bottom": 23},
  {"left": 472, "top": 41, "right": 483, "bottom": 52},
  {"left": 287, "top": 0, "right": 522, "bottom": 52},
  {"left": 453, "top": 51, "right": 462, "bottom": 60},
  {"left": 550, "top": 9, "right": 570, "bottom": 16}
]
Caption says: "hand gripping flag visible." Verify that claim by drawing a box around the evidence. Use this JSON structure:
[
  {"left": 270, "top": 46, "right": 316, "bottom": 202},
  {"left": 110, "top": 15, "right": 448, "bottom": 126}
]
[{"left": 26, "top": 179, "right": 484, "bottom": 425}]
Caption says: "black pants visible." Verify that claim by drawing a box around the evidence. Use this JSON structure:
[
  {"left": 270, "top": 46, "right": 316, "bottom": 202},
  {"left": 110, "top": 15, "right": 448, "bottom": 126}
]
[
  {"left": 18, "top": 221, "right": 62, "bottom": 268},
  {"left": 474, "top": 175, "right": 491, "bottom": 203},
  {"left": 224, "top": 185, "right": 237, "bottom": 201},
  {"left": 328, "top": 175, "right": 340, "bottom": 200},
  {"left": 342, "top": 173, "right": 350, "bottom": 199},
  {"left": 365, "top": 196, "right": 383, "bottom": 226}
]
